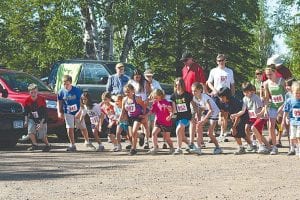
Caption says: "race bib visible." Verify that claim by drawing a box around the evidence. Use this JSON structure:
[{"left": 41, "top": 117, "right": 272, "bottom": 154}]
[
  {"left": 248, "top": 110, "right": 256, "bottom": 118},
  {"left": 271, "top": 95, "right": 284, "bottom": 104},
  {"left": 90, "top": 116, "right": 99, "bottom": 124},
  {"left": 125, "top": 104, "right": 136, "bottom": 112},
  {"left": 292, "top": 109, "right": 300, "bottom": 118},
  {"left": 176, "top": 103, "right": 188, "bottom": 112},
  {"left": 31, "top": 111, "right": 39, "bottom": 118},
  {"left": 67, "top": 104, "right": 78, "bottom": 112}
]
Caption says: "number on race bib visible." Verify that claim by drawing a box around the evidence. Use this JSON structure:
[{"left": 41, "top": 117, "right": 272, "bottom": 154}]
[
  {"left": 292, "top": 109, "right": 300, "bottom": 118},
  {"left": 90, "top": 116, "right": 99, "bottom": 124},
  {"left": 31, "top": 111, "right": 39, "bottom": 118},
  {"left": 271, "top": 95, "right": 284, "bottom": 104},
  {"left": 126, "top": 104, "right": 136, "bottom": 112},
  {"left": 68, "top": 104, "right": 78, "bottom": 112},
  {"left": 176, "top": 103, "right": 188, "bottom": 112},
  {"left": 248, "top": 110, "right": 256, "bottom": 118}
]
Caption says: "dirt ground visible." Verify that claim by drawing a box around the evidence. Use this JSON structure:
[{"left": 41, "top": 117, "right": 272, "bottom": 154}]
[{"left": 0, "top": 136, "right": 300, "bottom": 200}]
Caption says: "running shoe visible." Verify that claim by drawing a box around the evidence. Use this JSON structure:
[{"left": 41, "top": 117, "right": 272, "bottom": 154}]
[
  {"left": 270, "top": 146, "right": 278, "bottom": 155},
  {"left": 27, "top": 144, "right": 38, "bottom": 151},
  {"left": 213, "top": 147, "right": 223, "bottom": 155},
  {"left": 173, "top": 148, "right": 183, "bottom": 155},
  {"left": 42, "top": 145, "right": 51, "bottom": 152},
  {"left": 234, "top": 147, "right": 246, "bottom": 155},
  {"left": 66, "top": 145, "right": 77, "bottom": 152},
  {"left": 129, "top": 149, "right": 137, "bottom": 156}
]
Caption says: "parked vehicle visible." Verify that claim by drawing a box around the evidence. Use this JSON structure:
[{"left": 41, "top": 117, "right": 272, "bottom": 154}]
[
  {"left": 0, "top": 68, "right": 66, "bottom": 140},
  {"left": 0, "top": 86, "right": 25, "bottom": 147},
  {"left": 46, "top": 59, "right": 173, "bottom": 102}
]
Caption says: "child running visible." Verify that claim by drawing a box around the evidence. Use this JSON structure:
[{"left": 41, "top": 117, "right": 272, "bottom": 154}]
[
  {"left": 263, "top": 67, "right": 286, "bottom": 155},
  {"left": 218, "top": 87, "right": 253, "bottom": 155},
  {"left": 170, "top": 77, "right": 194, "bottom": 155},
  {"left": 239, "top": 82, "right": 271, "bottom": 154},
  {"left": 282, "top": 80, "right": 300, "bottom": 157},
  {"left": 120, "top": 84, "right": 147, "bottom": 155},
  {"left": 190, "top": 82, "right": 222, "bottom": 155},
  {"left": 147, "top": 89, "right": 174, "bottom": 155},
  {"left": 99, "top": 92, "right": 118, "bottom": 151},
  {"left": 283, "top": 78, "right": 296, "bottom": 155},
  {"left": 113, "top": 94, "right": 128, "bottom": 152},
  {"left": 76, "top": 92, "right": 105, "bottom": 151}
]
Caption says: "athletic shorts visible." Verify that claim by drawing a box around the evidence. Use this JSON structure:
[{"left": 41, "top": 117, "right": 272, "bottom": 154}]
[
  {"left": 290, "top": 125, "right": 300, "bottom": 139},
  {"left": 128, "top": 117, "right": 142, "bottom": 127},
  {"left": 28, "top": 119, "right": 47, "bottom": 140},
  {"left": 176, "top": 118, "right": 190, "bottom": 127},
  {"left": 64, "top": 113, "right": 86, "bottom": 129},
  {"left": 118, "top": 122, "right": 128, "bottom": 131},
  {"left": 154, "top": 123, "right": 172, "bottom": 133},
  {"left": 232, "top": 120, "right": 247, "bottom": 138},
  {"left": 249, "top": 118, "right": 267, "bottom": 135},
  {"left": 268, "top": 107, "right": 279, "bottom": 119}
]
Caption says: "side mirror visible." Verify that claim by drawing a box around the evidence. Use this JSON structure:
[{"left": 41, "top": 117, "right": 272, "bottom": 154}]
[{"left": 1, "top": 89, "right": 8, "bottom": 98}]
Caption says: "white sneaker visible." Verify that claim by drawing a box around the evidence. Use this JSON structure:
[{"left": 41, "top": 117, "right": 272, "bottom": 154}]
[
  {"left": 173, "top": 148, "right": 183, "bottom": 155},
  {"left": 114, "top": 144, "right": 122, "bottom": 152},
  {"left": 270, "top": 146, "right": 278, "bottom": 155},
  {"left": 85, "top": 142, "right": 96, "bottom": 150},
  {"left": 147, "top": 148, "right": 158, "bottom": 155},
  {"left": 257, "top": 145, "right": 269, "bottom": 154}
]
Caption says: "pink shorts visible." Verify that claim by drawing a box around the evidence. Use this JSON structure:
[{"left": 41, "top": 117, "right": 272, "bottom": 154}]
[{"left": 249, "top": 118, "right": 267, "bottom": 134}]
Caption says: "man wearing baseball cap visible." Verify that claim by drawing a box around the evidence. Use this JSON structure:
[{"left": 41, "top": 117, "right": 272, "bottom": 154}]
[{"left": 180, "top": 52, "right": 206, "bottom": 93}]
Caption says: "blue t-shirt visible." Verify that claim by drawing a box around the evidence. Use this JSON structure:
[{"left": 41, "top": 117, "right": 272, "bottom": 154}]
[
  {"left": 284, "top": 97, "right": 300, "bottom": 125},
  {"left": 57, "top": 86, "right": 82, "bottom": 115}
]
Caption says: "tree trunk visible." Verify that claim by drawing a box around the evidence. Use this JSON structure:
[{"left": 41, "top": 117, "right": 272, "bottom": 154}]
[{"left": 120, "top": 24, "right": 134, "bottom": 62}]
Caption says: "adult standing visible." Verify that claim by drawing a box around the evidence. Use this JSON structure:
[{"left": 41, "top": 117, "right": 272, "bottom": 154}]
[
  {"left": 57, "top": 75, "right": 94, "bottom": 151},
  {"left": 144, "top": 69, "right": 162, "bottom": 91},
  {"left": 207, "top": 54, "right": 235, "bottom": 142},
  {"left": 262, "top": 54, "right": 292, "bottom": 82},
  {"left": 106, "top": 62, "right": 130, "bottom": 96},
  {"left": 181, "top": 52, "right": 207, "bottom": 148},
  {"left": 181, "top": 52, "right": 206, "bottom": 93}
]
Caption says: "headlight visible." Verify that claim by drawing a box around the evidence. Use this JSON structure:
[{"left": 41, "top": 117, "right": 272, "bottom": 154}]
[{"left": 46, "top": 100, "right": 57, "bottom": 109}]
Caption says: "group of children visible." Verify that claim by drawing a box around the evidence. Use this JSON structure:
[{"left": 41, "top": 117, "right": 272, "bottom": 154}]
[
  {"left": 25, "top": 69, "right": 300, "bottom": 157},
  {"left": 69, "top": 65, "right": 300, "bottom": 156}
]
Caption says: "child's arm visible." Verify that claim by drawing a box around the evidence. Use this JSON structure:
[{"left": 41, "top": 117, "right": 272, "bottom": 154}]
[
  {"left": 198, "top": 100, "right": 212, "bottom": 123},
  {"left": 230, "top": 104, "right": 247, "bottom": 120}
]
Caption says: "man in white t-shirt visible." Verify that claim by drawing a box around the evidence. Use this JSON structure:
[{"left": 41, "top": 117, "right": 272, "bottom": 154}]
[{"left": 207, "top": 54, "right": 235, "bottom": 142}]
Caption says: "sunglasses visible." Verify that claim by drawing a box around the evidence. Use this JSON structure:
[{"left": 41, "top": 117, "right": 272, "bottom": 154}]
[
  {"left": 217, "top": 59, "right": 225, "bottom": 62},
  {"left": 256, "top": 73, "right": 262, "bottom": 75}
]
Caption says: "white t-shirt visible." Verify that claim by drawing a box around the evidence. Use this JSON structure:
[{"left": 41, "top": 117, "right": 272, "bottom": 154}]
[
  {"left": 207, "top": 66, "right": 234, "bottom": 91},
  {"left": 193, "top": 94, "right": 220, "bottom": 118},
  {"left": 128, "top": 79, "right": 148, "bottom": 101},
  {"left": 243, "top": 94, "right": 265, "bottom": 119},
  {"left": 81, "top": 103, "right": 102, "bottom": 124}
]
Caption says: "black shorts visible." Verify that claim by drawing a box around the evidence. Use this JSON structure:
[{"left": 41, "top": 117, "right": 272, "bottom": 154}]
[
  {"left": 154, "top": 123, "right": 172, "bottom": 133},
  {"left": 128, "top": 116, "right": 142, "bottom": 127},
  {"left": 232, "top": 120, "right": 247, "bottom": 138},
  {"left": 108, "top": 124, "right": 117, "bottom": 135}
]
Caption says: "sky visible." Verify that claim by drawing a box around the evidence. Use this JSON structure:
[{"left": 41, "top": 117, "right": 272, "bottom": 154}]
[{"left": 267, "top": 0, "right": 298, "bottom": 55}]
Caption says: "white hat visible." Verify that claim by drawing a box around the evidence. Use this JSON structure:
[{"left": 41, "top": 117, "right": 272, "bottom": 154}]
[
  {"left": 144, "top": 69, "right": 154, "bottom": 76},
  {"left": 267, "top": 54, "right": 283, "bottom": 66}
]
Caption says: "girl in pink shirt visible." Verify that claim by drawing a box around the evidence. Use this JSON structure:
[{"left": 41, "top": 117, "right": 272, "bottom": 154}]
[{"left": 147, "top": 89, "right": 174, "bottom": 155}]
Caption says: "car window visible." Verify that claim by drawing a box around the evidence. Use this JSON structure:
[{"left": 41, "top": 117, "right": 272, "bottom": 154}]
[
  {"left": 105, "top": 63, "right": 135, "bottom": 77},
  {"left": 0, "top": 72, "right": 51, "bottom": 92},
  {"left": 77, "top": 63, "right": 110, "bottom": 84}
]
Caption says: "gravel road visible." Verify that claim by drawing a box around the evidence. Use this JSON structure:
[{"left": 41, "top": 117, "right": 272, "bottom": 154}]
[{"left": 0, "top": 136, "right": 299, "bottom": 200}]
